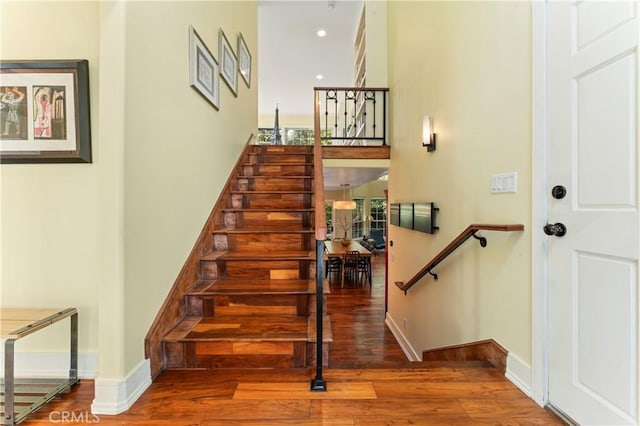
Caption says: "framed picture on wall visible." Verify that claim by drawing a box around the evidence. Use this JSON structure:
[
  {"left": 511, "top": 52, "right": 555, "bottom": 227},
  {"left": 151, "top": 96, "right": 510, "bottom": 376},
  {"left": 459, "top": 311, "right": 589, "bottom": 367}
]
[
  {"left": 0, "top": 59, "right": 92, "bottom": 163},
  {"left": 219, "top": 29, "right": 238, "bottom": 96},
  {"left": 237, "top": 32, "right": 251, "bottom": 88},
  {"left": 189, "top": 25, "right": 220, "bottom": 110}
]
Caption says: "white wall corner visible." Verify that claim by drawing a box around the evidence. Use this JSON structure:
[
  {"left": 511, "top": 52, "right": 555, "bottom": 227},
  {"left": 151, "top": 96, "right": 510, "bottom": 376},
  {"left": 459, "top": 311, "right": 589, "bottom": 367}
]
[
  {"left": 385, "top": 313, "right": 421, "bottom": 362},
  {"left": 0, "top": 352, "right": 98, "bottom": 379},
  {"left": 91, "top": 359, "right": 151, "bottom": 415},
  {"left": 505, "top": 352, "right": 533, "bottom": 398}
]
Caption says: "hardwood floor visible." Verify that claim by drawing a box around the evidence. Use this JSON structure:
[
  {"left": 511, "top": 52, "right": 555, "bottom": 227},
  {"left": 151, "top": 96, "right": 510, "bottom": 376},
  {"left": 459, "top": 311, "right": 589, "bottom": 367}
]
[{"left": 20, "top": 256, "right": 562, "bottom": 425}]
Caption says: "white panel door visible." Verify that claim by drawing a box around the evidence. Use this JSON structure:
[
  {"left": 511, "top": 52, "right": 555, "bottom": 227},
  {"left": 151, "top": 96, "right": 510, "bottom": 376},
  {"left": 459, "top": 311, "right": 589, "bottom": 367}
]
[{"left": 547, "top": 1, "right": 639, "bottom": 424}]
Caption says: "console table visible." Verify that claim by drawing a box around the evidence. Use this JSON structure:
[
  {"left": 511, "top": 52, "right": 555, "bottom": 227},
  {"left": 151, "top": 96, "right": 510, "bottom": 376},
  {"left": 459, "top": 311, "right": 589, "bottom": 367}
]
[{"left": 1, "top": 308, "right": 79, "bottom": 425}]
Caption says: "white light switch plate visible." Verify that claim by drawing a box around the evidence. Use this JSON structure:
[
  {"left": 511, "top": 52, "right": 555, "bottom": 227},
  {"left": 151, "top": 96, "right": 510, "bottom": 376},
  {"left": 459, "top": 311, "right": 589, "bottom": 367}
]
[{"left": 491, "top": 172, "right": 517, "bottom": 193}]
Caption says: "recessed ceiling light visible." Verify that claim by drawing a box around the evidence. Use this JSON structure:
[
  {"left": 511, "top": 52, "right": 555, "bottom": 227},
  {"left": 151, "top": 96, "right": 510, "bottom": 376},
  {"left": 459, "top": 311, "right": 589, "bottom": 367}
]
[
  {"left": 316, "top": 74, "right": 324, "bottom": 80},
  {"left": 317, "top": 29, "right": 327, "bottom": 37}
]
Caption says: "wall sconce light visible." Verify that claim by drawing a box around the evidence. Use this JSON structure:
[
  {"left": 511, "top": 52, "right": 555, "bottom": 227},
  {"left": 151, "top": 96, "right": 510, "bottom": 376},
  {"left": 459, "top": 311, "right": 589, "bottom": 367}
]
[{"left": 422, "top": 115, "right": 437, "bottom": 152}]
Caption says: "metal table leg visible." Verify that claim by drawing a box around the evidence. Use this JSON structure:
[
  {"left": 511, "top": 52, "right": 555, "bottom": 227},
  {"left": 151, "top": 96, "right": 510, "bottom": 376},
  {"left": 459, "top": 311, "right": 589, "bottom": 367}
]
[{"left": 4, "top": 339, "right": 16, "bottom": 426}]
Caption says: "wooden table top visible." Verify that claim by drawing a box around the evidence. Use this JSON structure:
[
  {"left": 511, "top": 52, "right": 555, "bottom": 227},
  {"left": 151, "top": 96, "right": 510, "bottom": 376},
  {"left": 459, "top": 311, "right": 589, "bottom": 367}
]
[
  {"left": 0, "top": 307, "right": 76, "bottom": 339},
  {"left": 324, "top": 240, "right": 372, "bottom": 257}
]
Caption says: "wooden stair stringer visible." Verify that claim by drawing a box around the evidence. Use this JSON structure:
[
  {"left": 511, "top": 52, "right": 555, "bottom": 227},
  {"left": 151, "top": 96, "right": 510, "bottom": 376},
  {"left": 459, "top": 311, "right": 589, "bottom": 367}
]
[{"left": 145, "top": 139, "right": 257, "bottom": 379}]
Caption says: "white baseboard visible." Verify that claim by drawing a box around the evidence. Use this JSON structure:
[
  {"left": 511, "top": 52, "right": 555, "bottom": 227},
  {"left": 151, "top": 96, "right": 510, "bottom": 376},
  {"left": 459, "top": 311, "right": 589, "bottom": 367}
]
[
  {"left": 506, "top": 352, "right": 533, "bottom": 397},
  {"left": 91, "top": 359, "right": 151, "bottom": 415},
  {"left": 385, "top": 313, "right": 421, "bottom": 362},
  {"left": 0, "top": 351, "right": 98, "bottom": 378}
]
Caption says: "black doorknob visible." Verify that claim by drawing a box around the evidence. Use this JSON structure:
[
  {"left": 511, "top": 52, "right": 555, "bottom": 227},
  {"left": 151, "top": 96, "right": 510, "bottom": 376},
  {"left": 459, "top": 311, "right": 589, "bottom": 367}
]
[
  {"left": 551, "top": 185, "right": 567, "bottom": 199},
  {"left": 543, "top": 223, "right": 567, "bottom": 237}
]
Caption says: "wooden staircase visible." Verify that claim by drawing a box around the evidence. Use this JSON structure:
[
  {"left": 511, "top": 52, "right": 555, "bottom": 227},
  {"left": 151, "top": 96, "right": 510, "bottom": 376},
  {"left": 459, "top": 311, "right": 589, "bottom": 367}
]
[{"left": 160, "top": 145, "right": 331, "bottom": 370}]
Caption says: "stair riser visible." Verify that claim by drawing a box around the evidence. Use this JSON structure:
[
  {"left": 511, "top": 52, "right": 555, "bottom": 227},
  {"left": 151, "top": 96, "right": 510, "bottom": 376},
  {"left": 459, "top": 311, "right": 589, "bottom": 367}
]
[
  {"left": 225, "top": 211, "right": 312, "bottom": 229},
  {"left": 201, "top": 259, "right": 314, "bottom": 280},
  {"left": 307, "top": 342, "right": 331, "bottom": 367},
  {"left": 234, "top": 193, "right": 312, "bottom": 209},
  {"left": 164, "top": 340, "right": 328, "bottom": 369},
  {"left": 236, "top": 178, "right": 311, "bottom": 192},
  {"left": 243, "top": 164, "right": 311, "bottom": 177},
  {"left": 225, "top": 234, "right": 313, "bottom": 252},
  {"left": 254, "top": 145, "right": 313, "bottom": 154},
  {"left": 213, "top": 233, "right": 314, "bottom": 251},
  {"left": 165, "top": 341, "right": 308, "bottom": 368},
  {"left": 185, "top": 294, "right": 309, "bottom": 317},
  {"left": 248, "top": 153, "right": 312, "bottom": 164}
]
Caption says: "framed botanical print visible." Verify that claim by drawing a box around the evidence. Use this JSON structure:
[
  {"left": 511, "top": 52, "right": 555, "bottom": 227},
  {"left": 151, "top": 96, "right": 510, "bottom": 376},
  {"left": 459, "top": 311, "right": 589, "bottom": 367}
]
[
  {"left": 189, "top": 25, "right": 220, "bottom": 110},
  {"left": 237, "top": 33, "right": 251, "bottom": 88},
  {"left": 219, "top": 29, "right": 238, "bottom": 97}
]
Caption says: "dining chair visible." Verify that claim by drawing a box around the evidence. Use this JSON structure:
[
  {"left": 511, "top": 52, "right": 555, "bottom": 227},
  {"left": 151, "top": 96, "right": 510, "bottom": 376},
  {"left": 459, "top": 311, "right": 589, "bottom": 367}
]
[
  {"left": 357, "top": 255, "right": 371, "bottom": 287},
  {"left": 342, "top": 250, "right": 362, "bottom": 286},
  {"left": 325, "top": 257, "right": 343, "bottom": 285}
]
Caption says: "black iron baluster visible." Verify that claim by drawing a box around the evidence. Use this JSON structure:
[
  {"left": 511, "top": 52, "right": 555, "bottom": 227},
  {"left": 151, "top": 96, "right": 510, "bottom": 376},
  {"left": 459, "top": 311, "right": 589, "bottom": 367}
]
[
  {"left": 368, "top": 90, "right": 376, "bottom": 140},
  {"left": 343, "top": 90, "right": 348, "bottom": 139},
  {"left": 382, "top": 91, "right": 387, "bottom": 146},
  {"left": 333, "top": 92, "right": 338, "bottom": 140}
]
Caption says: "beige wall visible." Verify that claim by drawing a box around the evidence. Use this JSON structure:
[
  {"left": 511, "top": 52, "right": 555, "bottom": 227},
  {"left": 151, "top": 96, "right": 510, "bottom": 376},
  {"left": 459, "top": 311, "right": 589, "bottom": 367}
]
[
  {"left": 363, "top": 0, "right": 388, "bottom": 87},
  {"left": 386, "top": 2, "right": 532, "bottom": 364},
  {"left": 353, "top": 179, "right": 387, "bottom": 202},
  {"left": 122, "top": 0, "right": 257, "bottom": 373},
  {"left": 1, "top": 0, "right": 257, "bottom": 381},
  {"left": 1, "top": 1, "right": 102, "bottom": 356},
  {"left": 258, "top": 113, "right": 312, "bottom": 129}
]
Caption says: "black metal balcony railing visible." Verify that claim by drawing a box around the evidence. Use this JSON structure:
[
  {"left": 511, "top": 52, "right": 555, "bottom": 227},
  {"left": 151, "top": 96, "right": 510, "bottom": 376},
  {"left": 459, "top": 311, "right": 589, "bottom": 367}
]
[
  {"left": 316, "top": 87, "right": 389, "bottom": 146},
  {"left": 257, "top": 87, "right": 389, "bottom": 147}
]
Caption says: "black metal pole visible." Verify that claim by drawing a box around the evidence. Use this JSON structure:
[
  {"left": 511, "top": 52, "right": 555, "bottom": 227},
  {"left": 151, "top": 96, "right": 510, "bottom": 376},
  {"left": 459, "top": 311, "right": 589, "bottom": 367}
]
[{"left": 310, "top": 238, "right": 327, "bottom": 391}]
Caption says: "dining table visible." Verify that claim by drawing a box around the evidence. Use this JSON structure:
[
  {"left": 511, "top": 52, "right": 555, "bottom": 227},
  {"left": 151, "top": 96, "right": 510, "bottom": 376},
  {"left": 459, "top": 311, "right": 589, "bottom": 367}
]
[{"left": 324, "top": 239, "right": 373, "bottom": 285}]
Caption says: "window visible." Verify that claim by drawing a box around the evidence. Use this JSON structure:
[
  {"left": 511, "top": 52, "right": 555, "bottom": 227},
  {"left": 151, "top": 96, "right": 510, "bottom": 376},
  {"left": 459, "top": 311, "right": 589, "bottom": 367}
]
[
  {"left": 352, "top": 197, "right": 365, "bottom": 239},
  {"left": 257, "top": 127, "right": 332, "bottom": 145},
  {"left": 285, "top": 128, "right": 314, "bottom": 145},
  {"left": 370, "top": 197, "right": 387, "bottom": 236},
  {"left": 325, "top": 201, "right": 333, "bottom": 239},
  {"left": 257, "top": 128, "right": 275, "bottom": 144}
]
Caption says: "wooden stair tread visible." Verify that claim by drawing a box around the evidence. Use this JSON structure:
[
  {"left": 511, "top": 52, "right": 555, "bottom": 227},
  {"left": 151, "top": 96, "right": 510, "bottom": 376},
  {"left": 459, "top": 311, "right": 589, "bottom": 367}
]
[
  {"left": 213, "top": 227, "right": 314, "bottom": 233},
  {"left": 249, "top": 151, "right": 311, "bottom": 155},
  {"left": 187, "top": 279, "right": 330, "bottom": 295},
  {"left": 230, "top": 190, "right": 313, "bottom": 194},
  {"left": 237, "top": 175, "right": 312, "bottom": 179},
  {"left": 203, "top": 250, "right": 315, "bottom": 261},
  {"left": 222, "top": 208, "right": 314, "bottom": 212},
  {"left": 243, "top": 162, "right": 313, "bottom": 166},
  {"left": 252, "top": 146, "right": 312, "bottom": 151},
  {"left": 164, "top": 315, "right": 326, "bottom": 342}
]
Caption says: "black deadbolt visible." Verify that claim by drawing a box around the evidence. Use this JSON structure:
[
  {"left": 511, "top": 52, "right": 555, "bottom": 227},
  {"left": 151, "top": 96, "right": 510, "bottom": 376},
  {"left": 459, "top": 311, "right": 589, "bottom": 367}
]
[
  {"left": 543, "top": 223, "right": 567, "bottom": 237},
  {"left": 551, "top": 185, "right": 567, "bottom": 199}
]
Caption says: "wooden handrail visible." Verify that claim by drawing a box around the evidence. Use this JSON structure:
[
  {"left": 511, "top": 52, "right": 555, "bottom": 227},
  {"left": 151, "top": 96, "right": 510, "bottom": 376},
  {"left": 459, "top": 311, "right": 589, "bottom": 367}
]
[{"left": 395, "top": 224, "right": 525, "bottom": 294}]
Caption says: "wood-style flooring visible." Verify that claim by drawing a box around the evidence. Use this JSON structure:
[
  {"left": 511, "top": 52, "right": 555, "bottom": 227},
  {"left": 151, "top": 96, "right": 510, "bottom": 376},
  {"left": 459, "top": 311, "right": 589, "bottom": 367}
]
[{"left": 20, "top": 256, "right": 562, "bottom": 425}]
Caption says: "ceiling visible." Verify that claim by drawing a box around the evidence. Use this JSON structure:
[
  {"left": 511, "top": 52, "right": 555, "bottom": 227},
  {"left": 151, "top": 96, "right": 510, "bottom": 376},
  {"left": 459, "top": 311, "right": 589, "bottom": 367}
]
[
  {"left": 258, "top": 0, "right": 363, "bottom": 117},
  {"left": 257, "top": 0, "right": 388, "bottom": 190},
  {"left": 323, "top": 166, "right": 388, "bottom": 190}
]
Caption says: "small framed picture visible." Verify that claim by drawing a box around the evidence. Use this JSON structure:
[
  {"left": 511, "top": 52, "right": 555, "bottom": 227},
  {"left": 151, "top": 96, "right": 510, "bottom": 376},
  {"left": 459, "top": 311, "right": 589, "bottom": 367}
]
[
  {"left": 0, "top": 59, "right": 92, "bottom": 163},
  {"left": 237, "top": 33, "right": 251, "bottom": 88},
  {"left": 189, "top": 25, "right": 219, "bottom": 110},
  {"left": 219, "top": 29, "right": 238, "bottom": 97}
]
